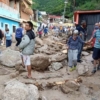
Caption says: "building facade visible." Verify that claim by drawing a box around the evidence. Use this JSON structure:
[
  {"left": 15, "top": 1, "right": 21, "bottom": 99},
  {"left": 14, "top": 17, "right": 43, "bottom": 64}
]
[
  {"left": 0, "top": 0, "right": 20, "bottom": 34},
  {"left": 20, "top": 0, "right": 33, "bottom": 21}
]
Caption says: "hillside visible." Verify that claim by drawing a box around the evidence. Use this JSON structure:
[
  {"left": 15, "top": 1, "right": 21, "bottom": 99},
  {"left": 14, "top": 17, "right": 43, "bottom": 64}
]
[{"left": 32, "top": 0, "right": 100, "bottom": 17}]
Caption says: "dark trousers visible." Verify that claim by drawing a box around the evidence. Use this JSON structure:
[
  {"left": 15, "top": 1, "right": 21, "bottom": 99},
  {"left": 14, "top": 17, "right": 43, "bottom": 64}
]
[
  {"left": 39, "top": 34, "right": 42, "bottom": 38},
  {"left": 77, "top": 43, "right": 83, "bottom": 61},
  {"left": 16, "top": 38, "right": 21, "bottom": 46},
  {"left": 6, "top": 40, "right": 12, "bottom": 47}
]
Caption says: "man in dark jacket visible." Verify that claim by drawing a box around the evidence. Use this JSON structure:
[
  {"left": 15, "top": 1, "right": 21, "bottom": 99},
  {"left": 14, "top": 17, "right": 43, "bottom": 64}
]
[
  {"left": 76, "top": 20, "right": 87, "bottom": 63},
  {"left": 18, "top": 21, "right": 35, "bottom": 79}
]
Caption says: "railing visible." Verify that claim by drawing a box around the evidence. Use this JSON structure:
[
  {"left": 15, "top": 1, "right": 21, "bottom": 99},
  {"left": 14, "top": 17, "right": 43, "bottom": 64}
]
[{"left": 0, "top": 2, "right": 19, "bottom": 14}]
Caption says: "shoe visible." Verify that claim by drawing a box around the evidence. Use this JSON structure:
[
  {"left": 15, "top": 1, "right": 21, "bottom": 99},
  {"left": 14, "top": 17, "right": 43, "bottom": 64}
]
[
  {"left": 70, "top": 67, "right": 74, "bottom": 72},
  {"left": 77, "top": 60, "right": 82, "bottom": 63},
  {"left": 91, "top": 60, "right": 94, "bottom": 64},
  {"left": 73, "top": 66, "right": 76, "bottom": 70},
  {"left": 97, "top": 66, "right": 100, "bottom": 70},
  {"left": 91, "top": 69, "right": 96, "bottom": 74}
]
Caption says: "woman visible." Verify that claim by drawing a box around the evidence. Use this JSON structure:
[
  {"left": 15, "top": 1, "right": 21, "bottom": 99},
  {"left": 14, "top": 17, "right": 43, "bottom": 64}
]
[
  {"left": 67, "top": 30, "right": 86, "bottom": 72},
  {"left": 5, "top": 28, "right": 12, "bottom": 47}
]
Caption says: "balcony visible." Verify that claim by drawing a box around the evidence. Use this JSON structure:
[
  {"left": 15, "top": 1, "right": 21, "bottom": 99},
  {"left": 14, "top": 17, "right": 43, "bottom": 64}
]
[
  {"left": 0, "top": 2, "right": 19, "bottom": 14},
  {"left": 0, "top": 2, "right": 20, "bottom": 21}
]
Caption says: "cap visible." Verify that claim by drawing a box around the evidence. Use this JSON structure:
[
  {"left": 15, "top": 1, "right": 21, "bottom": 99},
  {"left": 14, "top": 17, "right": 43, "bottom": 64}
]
[{"left": 73, "top": 30, "right": 78, "bottom": 34}]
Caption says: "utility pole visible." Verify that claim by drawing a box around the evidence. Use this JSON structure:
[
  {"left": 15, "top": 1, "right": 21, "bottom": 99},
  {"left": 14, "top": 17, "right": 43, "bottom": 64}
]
[{"left": 63, "top": 0, "right": 68, "bottom": 23}]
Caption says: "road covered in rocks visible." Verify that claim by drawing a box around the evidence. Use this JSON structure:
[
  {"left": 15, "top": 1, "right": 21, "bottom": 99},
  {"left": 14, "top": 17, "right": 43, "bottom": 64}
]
[{"left": 0, "top": 33, "right": 100, "bottom": 100}]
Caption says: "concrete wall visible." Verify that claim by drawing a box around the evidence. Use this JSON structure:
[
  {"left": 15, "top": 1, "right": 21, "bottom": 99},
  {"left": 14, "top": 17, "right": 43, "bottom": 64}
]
[{"left": 0, "top": 17, "right": 19, "bottom": 34}]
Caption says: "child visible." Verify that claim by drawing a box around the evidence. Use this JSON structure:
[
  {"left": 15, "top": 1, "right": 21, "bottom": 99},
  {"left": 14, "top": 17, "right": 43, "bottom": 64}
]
[
  {"left": 67, "top": 30, "right": 86, "bottom": 72},
  {"left": 5, "top": 28, "right": 12, "bottom": 47}
]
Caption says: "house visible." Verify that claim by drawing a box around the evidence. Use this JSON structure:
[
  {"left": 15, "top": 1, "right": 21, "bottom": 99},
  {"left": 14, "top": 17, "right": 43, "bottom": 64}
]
[
  {"left": 48, "top": 15, "right": 61, "bottom": 23},
  {"left": 20, "top": 0, "right": 34, "bottom": 21},
  {"left": 74, "top": 10, "right": 100, "bottom": 39},
  {"left": 0, "top": 0, "right": 20, "bottom": 34}
]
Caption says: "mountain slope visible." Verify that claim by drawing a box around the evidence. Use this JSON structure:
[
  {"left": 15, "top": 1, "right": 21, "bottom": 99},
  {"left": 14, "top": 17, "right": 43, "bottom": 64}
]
[{"left": 32, "top": 0, "right": 100, "bottom": 17}]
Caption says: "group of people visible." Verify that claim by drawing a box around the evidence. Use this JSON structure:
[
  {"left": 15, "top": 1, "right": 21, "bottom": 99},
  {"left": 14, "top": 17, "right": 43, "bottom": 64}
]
[
  {"left": 37, "top": 23, "right": 49, "bottom": 38},
  {"left": 67, "top": 20, "right": 100, "bottom": 74}
]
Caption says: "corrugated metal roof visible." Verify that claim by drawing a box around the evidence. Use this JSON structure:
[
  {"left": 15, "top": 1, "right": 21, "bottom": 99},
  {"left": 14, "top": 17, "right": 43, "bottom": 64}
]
[{"left": 74, "top": 10, "right": 100, "bottom": 14}]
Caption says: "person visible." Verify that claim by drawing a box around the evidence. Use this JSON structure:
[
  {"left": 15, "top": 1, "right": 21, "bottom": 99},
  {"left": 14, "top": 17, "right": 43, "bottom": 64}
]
[
  {"left": 76, "top": 20, "right": 87, "bottom": 63},
  {"left": 91, "top": 23, "right": 99, "bottom": 63},
  {"left": 91, "top": 23, "right": 99, "bottom": 49},
  {"left": 44, "top": 26, "right": 48, "bottom": 36},
  {"left": 18, "top": 21, "right": 35, "bottom": 79},
  {"left": 38, "top": 23, "right": 43, "bottom": 38},
  {"left": 4, "top": 28, "right": 12, "bottom": 47},
  {"left": 0, "top": 29, "right": 4, "bottom": 45},
  {"left": 15, "top": 23, "right": 23, "bottom": 46},
  {"left": 67, "top": 30, "right": 87, "bottom": 72},
  {"left": 89, "top": 23, "right": 100, "bottom": 74}
]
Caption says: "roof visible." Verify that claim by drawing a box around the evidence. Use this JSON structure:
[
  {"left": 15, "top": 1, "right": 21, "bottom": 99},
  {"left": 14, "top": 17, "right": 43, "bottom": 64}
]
[
  {"left": 74, "top": 10, "right": 100, "bottom": 14},
  {"left": 49, "top": 15, "right": 61, "bottom": 19},
  {"left": 40, "top": 11, "right": 47, "bottom": 15}
]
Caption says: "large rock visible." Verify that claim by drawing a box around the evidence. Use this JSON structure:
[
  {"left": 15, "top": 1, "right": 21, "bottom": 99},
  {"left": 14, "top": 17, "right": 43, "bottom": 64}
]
[
  {"left": 38, "top": 45, "right": 48, "bottom": 53},
  {"left": 2, "top": 80, "right": 39, "bottom": 100},
  {"left": 49, "top": 62, "right": 63, "bottom": 72},
  {"left": 49, "top": 52, "right": 67, "bottom": 62},
  {"left": 0, "top": 49, "right": 21, "bottom": 67},
  {"left": 65, "top": 81, "right": 80, "bottom": 91},
  {"left": 60, "top": 80, "right": 80, "bottom": 94},
  {"left": 31, "top": 54, "right": 51, "bottom": 71},
  {"left": 60, "top": 84, "right": 73, "bottom": 94},
  {"left": 77, "top": 65, "right": 89, "bottom": 76},
  {"left": 35, "top": 37, "right": 43, "bottom": 46}
]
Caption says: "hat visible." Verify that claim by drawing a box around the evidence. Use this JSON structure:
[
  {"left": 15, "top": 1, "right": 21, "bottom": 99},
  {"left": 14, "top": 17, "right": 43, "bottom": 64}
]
[{"left": 73, "top": 30, "right": 78, "bottom": 34}]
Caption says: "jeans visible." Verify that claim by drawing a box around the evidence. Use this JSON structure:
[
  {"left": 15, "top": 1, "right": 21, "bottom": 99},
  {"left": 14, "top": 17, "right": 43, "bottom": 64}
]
[
  {"left": 68, "top": 49, "right": 78, "bottom": 67},
  {"left": 16, "top": 38, "right": 22, "bottom": 46},
  {"left": 77, "top": 43, "right": 83, "bottom": 61},
  {"left": 6, "top": 40, "right": 12, "bottom": 47}
]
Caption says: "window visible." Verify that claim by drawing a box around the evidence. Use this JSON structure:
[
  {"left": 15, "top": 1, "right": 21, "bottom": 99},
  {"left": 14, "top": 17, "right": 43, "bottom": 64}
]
[
  {"left": 5, "top": 24, "right": 8, "bottom": 30},
  {"left": 13, "top": 26, "right": 16, "bottom": 33},
  {"left": 1, "top": 23, "right": 3, "bottom": 27}
]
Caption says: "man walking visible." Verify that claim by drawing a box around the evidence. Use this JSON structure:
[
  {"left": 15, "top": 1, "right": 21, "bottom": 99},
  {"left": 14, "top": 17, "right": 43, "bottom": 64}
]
[
  {"left": 18, "top": 21, "right": 35, "bottom": 78},
  {"left": 15, "top": 23, "right": 23, "bottom": 46},
  {"left": 89, "top": 23, "right": 100, "bottom": 74},
  {"left": 76, "top": 20, "right": 87, "bottom": 62}
]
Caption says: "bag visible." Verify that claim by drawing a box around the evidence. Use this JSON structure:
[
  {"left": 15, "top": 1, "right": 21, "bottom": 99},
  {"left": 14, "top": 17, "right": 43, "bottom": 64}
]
[{"left": 16, "top": 28, "right": 23, "bottom": 38}]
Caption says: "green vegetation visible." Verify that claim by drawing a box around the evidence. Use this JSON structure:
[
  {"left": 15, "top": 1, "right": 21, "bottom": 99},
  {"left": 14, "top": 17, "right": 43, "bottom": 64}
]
[{"left": 32, "top": 0, "right": 100, "bottom": 18}]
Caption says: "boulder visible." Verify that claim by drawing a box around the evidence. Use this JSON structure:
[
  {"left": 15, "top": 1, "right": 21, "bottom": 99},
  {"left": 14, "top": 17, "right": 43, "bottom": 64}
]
[
  {"left": 49, "top": 62, "right": 63, "bottom": 72},
  {"left": 77, "top": 65, "right": 89, "bottom": 76},
  {"left": 82, "top": 51, "right": 89, "bottom": 56},
  {"left": 64, "top": 81, "right": 80, "bottom": 91},
  {"left": 38, "top": 45, "right": 48, "bottom": 53},
  {"left": 35, "top": 37, "right": 43, "bottom": 46},
  {"left": 60, "top": 84, "right": 73, "bottom": 94},
  {"left": 0, "top": 49, "right": 21, "bottom": 67},
  {"left": 31, "top": 54, "right": 51, "bottom": 71},
  {"left": 49, "top": 53, "right": 67, "bottom": 62},
  {"left": 2, "top": 80, "right": 39, "bottom": 100}
]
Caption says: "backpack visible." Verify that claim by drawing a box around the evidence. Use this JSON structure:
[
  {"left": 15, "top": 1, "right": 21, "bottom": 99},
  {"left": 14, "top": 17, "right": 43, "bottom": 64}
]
[{"left": 15, "top": 28, "right": 23, "bottom": 38}]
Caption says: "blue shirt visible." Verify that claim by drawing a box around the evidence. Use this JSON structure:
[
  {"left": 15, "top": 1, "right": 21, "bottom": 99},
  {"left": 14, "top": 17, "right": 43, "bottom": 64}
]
[
  {"left": 67, "top": 36, "right": 84, "bottom": 50},
  {"left": 5, "top": 32, "right": 12, "bottom": 40},
  {"left": 93, "top": 29, "right": 100, "bottom": 48}
]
